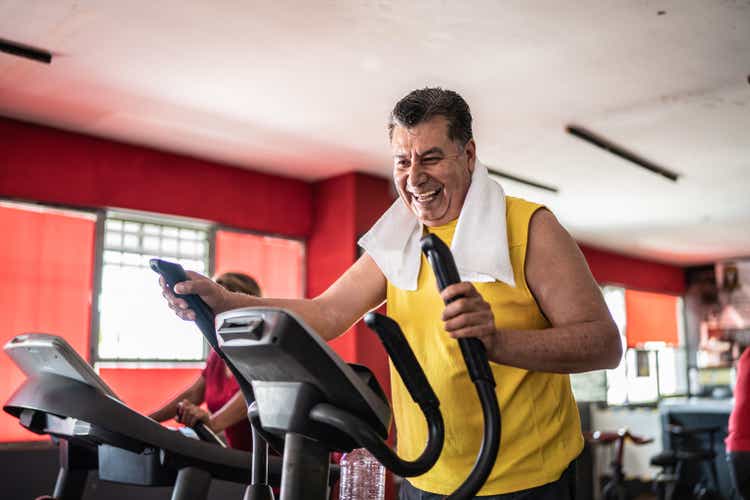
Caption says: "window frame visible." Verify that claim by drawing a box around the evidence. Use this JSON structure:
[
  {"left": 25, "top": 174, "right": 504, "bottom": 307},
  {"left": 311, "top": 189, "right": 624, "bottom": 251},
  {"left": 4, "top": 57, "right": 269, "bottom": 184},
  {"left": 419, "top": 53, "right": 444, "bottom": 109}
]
[{"left": 91, "top": 209, "right": 215, "bottom": 364}]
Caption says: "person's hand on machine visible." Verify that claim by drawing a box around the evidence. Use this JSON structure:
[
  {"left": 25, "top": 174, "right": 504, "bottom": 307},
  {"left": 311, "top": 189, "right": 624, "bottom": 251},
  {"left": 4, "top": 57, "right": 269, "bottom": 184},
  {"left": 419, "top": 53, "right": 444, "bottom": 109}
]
[
  {"left": 159, "top": 271, "right": 256, "bottom": 320},
  {"left": 440, "top": 282, "right": 498, "bottom": 352},
  {"left": 176, "top": 398, "right": 213, "bottom": 430}
]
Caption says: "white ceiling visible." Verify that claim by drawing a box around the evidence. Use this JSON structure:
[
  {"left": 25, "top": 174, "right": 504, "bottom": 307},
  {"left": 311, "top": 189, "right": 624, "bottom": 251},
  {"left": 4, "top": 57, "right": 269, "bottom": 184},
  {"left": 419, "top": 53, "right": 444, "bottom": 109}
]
[{"left": 1, "top": 0, "right": 749, "bottom": 266}]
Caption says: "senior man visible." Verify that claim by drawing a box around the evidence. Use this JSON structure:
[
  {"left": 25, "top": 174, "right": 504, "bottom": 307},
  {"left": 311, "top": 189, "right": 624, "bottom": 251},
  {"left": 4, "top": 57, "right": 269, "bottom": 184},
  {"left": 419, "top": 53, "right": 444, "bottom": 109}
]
[{"left": 161, "top": 87, "right": 622, "bottom": 499}]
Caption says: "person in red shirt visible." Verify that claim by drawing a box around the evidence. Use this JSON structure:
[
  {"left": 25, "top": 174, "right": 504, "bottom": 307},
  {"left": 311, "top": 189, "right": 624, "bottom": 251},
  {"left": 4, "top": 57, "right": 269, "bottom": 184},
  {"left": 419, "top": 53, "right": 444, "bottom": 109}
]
[
  {"left": 727, "top": 346, "right": 750, "bottom": 499},
  {"left": 148, "top": 272, "right": 260, "bottom": 451}
]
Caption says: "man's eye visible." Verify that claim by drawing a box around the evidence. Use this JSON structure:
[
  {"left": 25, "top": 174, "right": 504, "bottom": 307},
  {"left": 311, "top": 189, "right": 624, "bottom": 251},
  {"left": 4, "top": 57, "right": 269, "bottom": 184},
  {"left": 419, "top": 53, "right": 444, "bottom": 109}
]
[
  {"left": 395, "top": 159, "right": 410, "bottom": 168},
  {"left": 421, "top": 157, "right": 441, "bottom": 165}
]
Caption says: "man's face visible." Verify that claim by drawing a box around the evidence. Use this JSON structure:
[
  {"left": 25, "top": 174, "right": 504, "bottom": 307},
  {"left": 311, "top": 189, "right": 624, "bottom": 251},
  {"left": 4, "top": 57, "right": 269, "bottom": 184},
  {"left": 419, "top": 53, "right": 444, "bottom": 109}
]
[{"left": 391, "top": 116, "right": 475, "bottom": 227}]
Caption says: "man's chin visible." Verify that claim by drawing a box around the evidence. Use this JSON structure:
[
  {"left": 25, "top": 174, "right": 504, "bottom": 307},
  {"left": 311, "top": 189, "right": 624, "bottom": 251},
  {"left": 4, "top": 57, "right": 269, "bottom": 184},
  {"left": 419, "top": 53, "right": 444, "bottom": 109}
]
[{"left": 417, "top": 213, "right": 450, "bottom": 227}]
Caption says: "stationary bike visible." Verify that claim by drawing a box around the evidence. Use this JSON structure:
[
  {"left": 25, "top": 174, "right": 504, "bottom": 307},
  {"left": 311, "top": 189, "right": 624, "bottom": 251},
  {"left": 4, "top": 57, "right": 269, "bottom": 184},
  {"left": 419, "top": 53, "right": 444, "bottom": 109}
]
[
  {"left": 650, "top": 425, "right": 725, "bottom": 500},
  {"left": 585, "top": 428, "right": 653, "bottom": 500}
]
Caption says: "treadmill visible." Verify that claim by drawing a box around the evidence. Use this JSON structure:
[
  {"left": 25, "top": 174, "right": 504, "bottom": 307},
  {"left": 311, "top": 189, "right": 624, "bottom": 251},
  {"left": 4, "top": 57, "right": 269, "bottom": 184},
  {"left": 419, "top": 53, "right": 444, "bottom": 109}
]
[{"left": 3, "top": 333, "right": 281, "bottom": 500}]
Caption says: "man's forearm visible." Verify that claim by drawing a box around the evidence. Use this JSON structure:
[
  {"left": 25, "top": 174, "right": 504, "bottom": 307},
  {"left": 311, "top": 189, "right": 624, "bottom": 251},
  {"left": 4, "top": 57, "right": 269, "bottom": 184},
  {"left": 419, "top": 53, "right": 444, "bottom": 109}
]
[
  {"left": 487, "top": 320, "right": 622, "bottom": 373},
  {"left": 222, "top": 293, "right": 349, "bottom": 341},
  {"left": 212, "top": 254, "right": 387, "bottom": 343}
]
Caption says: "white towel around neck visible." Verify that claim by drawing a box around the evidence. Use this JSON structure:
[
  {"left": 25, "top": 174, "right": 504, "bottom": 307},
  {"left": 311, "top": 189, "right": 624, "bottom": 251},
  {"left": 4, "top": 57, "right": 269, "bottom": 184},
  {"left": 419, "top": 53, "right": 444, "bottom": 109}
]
[{"left": 357, "top": 160, "right": 516, "bottom": 291}]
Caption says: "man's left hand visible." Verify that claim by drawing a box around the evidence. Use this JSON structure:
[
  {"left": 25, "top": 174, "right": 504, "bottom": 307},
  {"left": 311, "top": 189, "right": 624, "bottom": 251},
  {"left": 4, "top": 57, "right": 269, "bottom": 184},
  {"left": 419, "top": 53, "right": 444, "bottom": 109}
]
[{"left": 441, "top": 282, "right": 497, "bottom": 351}]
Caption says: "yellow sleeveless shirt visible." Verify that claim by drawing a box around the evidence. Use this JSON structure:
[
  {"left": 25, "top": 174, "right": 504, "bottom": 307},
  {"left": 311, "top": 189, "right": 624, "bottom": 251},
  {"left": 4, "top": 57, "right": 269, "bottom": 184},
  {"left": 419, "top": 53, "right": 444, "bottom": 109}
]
[{"left": 386, "top": 196, "right": 583, "bottom": 495}]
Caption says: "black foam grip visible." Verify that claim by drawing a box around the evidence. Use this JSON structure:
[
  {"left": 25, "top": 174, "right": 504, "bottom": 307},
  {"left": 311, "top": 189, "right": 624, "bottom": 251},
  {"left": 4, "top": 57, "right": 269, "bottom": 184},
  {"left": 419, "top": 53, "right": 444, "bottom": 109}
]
[
  {"left": 364, "top": 312, "right": 439, "bottom": 410},
  {"left": 458, "top": 338, "right": 495, "bottom": 385},
  {"left": 420, "top": 235, "right": 495, "bottom": 384},
  {"left": 420, "top": 234, "right": 462, "bottom": 292}
]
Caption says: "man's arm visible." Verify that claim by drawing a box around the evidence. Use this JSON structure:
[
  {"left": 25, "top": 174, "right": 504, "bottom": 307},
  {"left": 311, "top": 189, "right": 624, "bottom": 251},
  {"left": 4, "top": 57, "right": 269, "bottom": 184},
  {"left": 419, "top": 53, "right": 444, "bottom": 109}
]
[
  {"left": 165, "top": 253, "right": 387, "bottom": 341},
  {"left": 442, "top": 208, "right": 622, "bottom": 373}
]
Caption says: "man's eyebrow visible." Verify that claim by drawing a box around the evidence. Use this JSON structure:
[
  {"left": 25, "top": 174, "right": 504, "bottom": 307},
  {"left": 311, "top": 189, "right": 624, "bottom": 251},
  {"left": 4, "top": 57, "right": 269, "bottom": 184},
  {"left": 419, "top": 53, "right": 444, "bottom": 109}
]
[
  {"left": 417, "top": 147, "right": 445, "bottom": 157},
  {"left": 393, "top": 147, "right": 446, "bottom": 158}
]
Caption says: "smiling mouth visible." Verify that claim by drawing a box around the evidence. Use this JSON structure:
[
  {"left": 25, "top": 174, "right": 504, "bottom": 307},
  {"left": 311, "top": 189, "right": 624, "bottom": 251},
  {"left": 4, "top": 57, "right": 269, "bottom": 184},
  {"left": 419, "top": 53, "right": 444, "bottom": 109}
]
[{"left": 410, "top": 187, "right": 442, "bottom": 205}]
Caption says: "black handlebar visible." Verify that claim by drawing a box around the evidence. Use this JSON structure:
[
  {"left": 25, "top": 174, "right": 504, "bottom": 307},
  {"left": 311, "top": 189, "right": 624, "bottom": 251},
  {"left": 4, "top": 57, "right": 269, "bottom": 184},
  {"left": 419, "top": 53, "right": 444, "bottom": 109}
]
[
  {"left": 364, "top": 313, "right": 439, "bottom": 412},
  {"left": 149, "top": 259, "right": 256, "bottom": 400},
  {"left": 358, "top": 312, "right": 444, "bottom": 476},
  {"left": 420, "top": 234, "right": 502, "bottom": 500}
]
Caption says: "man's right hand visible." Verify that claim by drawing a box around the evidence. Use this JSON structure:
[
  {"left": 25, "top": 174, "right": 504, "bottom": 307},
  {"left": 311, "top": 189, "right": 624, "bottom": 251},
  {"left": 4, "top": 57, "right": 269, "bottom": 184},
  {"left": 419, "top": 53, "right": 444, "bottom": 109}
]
[{"left": 159, "top": 270, "right": 239, "bottom": 321}]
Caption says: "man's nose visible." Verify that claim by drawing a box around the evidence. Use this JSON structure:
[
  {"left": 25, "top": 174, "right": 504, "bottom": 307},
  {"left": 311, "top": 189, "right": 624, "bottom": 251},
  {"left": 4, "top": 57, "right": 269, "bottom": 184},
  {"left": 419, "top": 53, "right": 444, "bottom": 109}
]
[{"left": 406, "top": 159, "right": 427, "bottom": 188}]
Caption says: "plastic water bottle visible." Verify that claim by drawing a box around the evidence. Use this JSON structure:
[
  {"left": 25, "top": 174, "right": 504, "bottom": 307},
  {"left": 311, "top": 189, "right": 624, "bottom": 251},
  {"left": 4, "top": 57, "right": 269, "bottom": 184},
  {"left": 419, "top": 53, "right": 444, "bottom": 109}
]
[{"left": 338, "top": 448, "right": 385, "bottom": 500}]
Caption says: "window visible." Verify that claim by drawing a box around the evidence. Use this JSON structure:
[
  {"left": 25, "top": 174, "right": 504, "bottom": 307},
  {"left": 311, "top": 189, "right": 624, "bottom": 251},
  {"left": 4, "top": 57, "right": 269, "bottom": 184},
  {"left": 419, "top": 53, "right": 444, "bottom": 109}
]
[
  {"left": 95, "top": 211, "right": 210, "bottom": 361},
  {"left": 571, "top": 285, "right": 688, "bottom": 405}
]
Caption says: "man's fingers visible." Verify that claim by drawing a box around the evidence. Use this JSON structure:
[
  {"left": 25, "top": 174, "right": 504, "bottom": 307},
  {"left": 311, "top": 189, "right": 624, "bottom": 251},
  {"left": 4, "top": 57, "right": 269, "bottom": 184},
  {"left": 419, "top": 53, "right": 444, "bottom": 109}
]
[
  {"left": 174, "top": 273, "right": 212, "bottom": 295},
  {"left": 164, "top": 293, "right": 189, "bottom": 310},
  {"left": 442, "top": 296, "right": 485, "bottom": 320},
  {"left": 444, "top": 311, "right": 490, "bottom": 332},
  {"left": 440, "top": 282, "right": 475, "bottom": 303},
  {"left": 448, "top": 325, "right": 494, "bottom": 340}
]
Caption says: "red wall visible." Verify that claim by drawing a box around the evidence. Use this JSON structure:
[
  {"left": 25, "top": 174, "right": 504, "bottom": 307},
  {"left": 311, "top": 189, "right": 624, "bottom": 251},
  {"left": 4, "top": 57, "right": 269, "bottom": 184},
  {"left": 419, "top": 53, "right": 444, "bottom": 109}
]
[
  {"left": 0, "top": 117, "right": 312, "bottom": 238},
  {"left": 307, "top": 174, "right": 359, "bottom": 360},
  {"left": 580, "top": 244, "right": 686, "bottom": 294}
]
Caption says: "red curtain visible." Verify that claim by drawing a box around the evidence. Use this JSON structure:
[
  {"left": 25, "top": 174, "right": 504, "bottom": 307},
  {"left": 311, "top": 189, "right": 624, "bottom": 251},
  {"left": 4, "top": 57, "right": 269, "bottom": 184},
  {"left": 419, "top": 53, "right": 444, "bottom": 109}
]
[
  {"left": 214, "top": 230, "right": 305, "bottom": 299},
  {"left": 625, "top": 289, "right": 680, "bottom": 347},
  {"left": 99, "top": 367, "right": 202, "bottom": 417},
  {"left": 0, "top": 204, "right": 96, "bottom": 442}
]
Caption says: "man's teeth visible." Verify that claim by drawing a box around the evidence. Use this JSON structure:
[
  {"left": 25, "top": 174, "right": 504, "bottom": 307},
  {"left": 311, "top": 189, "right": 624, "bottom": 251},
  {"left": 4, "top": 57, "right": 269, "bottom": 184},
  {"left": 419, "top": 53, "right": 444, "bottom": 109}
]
[{"left": 414, "top": 190, "right": 439, "bottom": 202}]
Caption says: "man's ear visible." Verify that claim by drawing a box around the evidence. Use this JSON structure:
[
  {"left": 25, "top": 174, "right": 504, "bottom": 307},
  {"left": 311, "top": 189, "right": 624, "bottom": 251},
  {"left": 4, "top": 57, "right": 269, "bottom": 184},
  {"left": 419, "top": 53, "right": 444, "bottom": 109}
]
[{"left": 465, "top": 139, "right": 477, "bottom": 173}]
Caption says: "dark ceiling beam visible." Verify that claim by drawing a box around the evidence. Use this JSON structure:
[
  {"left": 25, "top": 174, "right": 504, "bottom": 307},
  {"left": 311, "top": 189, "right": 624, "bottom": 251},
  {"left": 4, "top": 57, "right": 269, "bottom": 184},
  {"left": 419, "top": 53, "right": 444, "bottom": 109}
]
[
  {"left": 566, "top": 124, "right": 680, "bottom": 182},
  {"left": 0, "top": 38, "right": 52, "bottom": 64},
  {"left": 486, "top": 167, "right": 559, "bottom": 194}
]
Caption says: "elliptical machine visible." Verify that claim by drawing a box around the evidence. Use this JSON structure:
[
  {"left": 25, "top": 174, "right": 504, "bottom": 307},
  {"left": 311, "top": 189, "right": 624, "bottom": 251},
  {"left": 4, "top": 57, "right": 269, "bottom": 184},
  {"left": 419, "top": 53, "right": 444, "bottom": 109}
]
[{"left": 151, "top": 233, "right": 502, "bottom": 500}]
